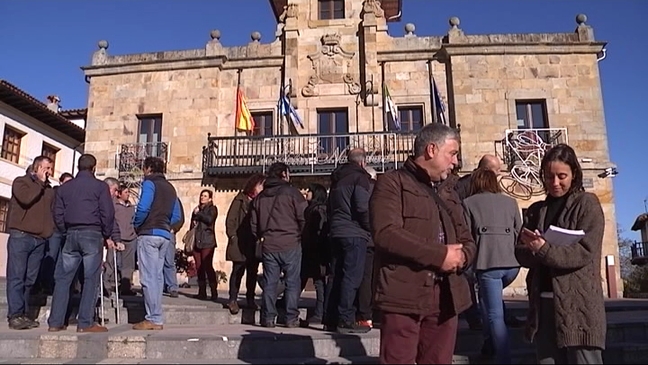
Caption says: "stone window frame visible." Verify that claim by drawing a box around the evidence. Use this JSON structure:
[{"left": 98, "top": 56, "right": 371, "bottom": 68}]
[
  {"left": 389, "top": 104, "right": 425, "bottom": 133},
  {"left": 504, "top": 90, "right": 555, "bottom": 130},
  {"left": 317, "top": 0, "right": 345, "bottom": 20},
  {"left": 1, "top": 125, "right": 25, "bottom": 164},
  {"left": 251, "top": 110, "right": 275, "bottom": 137}
]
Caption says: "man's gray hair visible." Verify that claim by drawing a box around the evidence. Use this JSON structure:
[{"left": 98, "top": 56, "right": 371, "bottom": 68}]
[
  {"left": 413, "top": 123, "right": 460, "bottom": 157},
  {"left": 348, "top": 148, "right": 366, "bottom": 164},
  {"left": 104, "top": 177, "right": 119, "bottom": 187}
]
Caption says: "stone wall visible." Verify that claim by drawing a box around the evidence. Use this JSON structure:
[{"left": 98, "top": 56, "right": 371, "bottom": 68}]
[{"left": 81, "top": 3, "right": 619, "bottom": 295}]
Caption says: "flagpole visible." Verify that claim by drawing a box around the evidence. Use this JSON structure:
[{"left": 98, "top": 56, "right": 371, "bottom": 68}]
[
  {"left": 236, "top": 69, "right": 242, "bottom": 136},
  {"left": 380, "top": 62, "right": 387, "bottom": 132},
  {"left": 428, "top": 60, "right": 438, "bottom": 125},
  {"left": 370, "top": 74, "right": 376, "bottom": 133}
]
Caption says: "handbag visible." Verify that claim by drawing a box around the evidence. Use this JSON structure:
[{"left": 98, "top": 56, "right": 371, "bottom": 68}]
[
  {"left": 255, "top": 188, "right": 284, "bottom": 260},
  {"left": 182, "top": 227, "right": 196, "bottom": 254}
]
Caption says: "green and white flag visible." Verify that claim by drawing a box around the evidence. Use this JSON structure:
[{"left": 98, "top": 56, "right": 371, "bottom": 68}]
[{"left": 383, "top": 84, "right": 400, "bottom": 130}]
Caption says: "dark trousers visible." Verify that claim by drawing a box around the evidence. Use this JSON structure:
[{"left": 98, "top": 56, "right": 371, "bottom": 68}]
[
  {"left": 48, "top": 230, "right": 104, "bottom": 329},
  {"left": 301, "top": 276, "right": 325, "bottom": 320},
  {"left": 324, "top": 236, "right": 368, "bottom": 325},
  {"left": 6, "top": 230, "right": 46, "bottom": 320},
  {"left": 39, "top": 231, "right": 64, "bottom": 292},
  {"left": 260, "top": 246, "right": 301, "bottom": 324},
  {"left": 228, "top": 260, "right": 259, "bottom": 302},
  {"left": 193, "top": 247, "right": 216, "bottom": 284},
  {"left": 379, "top": 283, "right": 457, "bottom": 364},
  {"left": 536, "top": 298, "right": 603, "bottom": 364},
  {"left": 355, "top": 246, "right": 374, "bottom": 321},
  {"left": 103, "top": 239, "right": 137, "bottom": 292}
]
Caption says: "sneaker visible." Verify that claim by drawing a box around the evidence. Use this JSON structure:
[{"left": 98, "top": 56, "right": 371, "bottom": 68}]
[
  {"left": 24, "top": 317, "right": 40, "bottom": 329},
  {"left": 337, "top": 321, "right": 371, "bottom": 334},
  {"left": 8, "top": 316, "right": 31, "bottom": 330}
]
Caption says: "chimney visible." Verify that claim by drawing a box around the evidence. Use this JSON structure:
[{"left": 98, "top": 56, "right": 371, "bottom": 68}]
[{"left": 46, "top": 95, "right": 61, "bottom": 112}]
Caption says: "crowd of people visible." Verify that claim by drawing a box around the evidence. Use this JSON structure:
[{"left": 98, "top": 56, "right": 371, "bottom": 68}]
[{"left": 5, "top": 122, "right": 607, "bottom": 364}]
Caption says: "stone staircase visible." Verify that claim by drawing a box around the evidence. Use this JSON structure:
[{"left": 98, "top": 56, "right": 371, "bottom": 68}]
[{"left": 1, "top": 281, "right": 648, "bottom": 364}]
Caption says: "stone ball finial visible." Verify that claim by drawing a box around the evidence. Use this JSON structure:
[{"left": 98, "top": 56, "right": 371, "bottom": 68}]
[
  {"left": 210, "top": 30, "right": 221, "bottom": 40},
  {"left": 251, "top": 31, "right": 261, "bottom": 42},
  {"left": 98, "top": 40, "right": 109, "bottom": 50},
  {"left": 576, "top": 13, "right": 587, "bottom": 25},
  {"left": 404, "top": 23, "right": 416, "bottom": 34},
  {"left": 449, "top": 16, "right": 460, "bottom": 28}
]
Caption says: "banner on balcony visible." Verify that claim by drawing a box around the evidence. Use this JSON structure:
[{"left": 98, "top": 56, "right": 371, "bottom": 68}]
[
  {"left": 279, "top": 95, "right": 304, "bottom": 130},
  {"left": 235, "top": 87, "right": 255, "bottom": 132},
  {"left": 383, "top": 84, "right": 400, "bottom": 130}
]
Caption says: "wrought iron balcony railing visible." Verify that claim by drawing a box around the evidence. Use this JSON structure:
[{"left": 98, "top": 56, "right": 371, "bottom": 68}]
[
  {"left": 202, "top": 132, "right": 415, "bottom": 176},
  {"left": 494, "top": 128, "right": 568, "bottom": 190},
  {"left": 631, "top": 241, "right": 648, "bottom": 265},
  {"left": 117, "top": 142, "right": 169, "bottom": 174}
]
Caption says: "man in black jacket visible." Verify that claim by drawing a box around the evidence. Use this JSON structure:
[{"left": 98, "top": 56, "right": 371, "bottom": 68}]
[
  {"left": 48, "top": 154, "right": 117, "bottom": 333},
  {"left": 250, "top": 162, "right": 307, "bottom": 328},
  {"left": 324, "top": 148, "right": 372, "bottom": 334}
]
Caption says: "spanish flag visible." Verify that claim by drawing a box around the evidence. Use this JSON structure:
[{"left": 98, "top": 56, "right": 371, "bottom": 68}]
[{"left": 235, "top": 87, "right": 255, "bottom": 132}]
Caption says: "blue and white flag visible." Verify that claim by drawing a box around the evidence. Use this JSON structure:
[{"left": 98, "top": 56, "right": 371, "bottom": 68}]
[
  {"left": 279, "top": 95, "right": 304, "bottom": 129},
  {"left": 432, "top": 78, "right": 447, "bottom": 125}
]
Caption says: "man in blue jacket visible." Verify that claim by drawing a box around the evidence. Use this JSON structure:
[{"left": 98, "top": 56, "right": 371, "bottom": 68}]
[
  {"left": 132, "top": 157, "right": 182, "bottom": 330},
  {"left": 48, "top": 154, "right": 118, "bottom": 333}
]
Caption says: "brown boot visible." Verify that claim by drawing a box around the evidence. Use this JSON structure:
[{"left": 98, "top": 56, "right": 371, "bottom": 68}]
[
  {"left": 209, "top": 282, "right": 219, "bottom": 302},
  {"left": 228, "top": 301, "right": 240, "bottom": 315},
  {"left": 132, "top": 320, "right": 163, "bottom": 331},
  {"left": 194, "top": 280, "right": 207, "bottom": 300},
  {"left": 77, "top": 323, "right": 108, "bottom": 333}
]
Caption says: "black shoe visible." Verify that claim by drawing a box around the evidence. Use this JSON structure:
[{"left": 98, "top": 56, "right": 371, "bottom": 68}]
[
  {"left": 261, "top": 322, "right": 276, "bottom": 328},
  {"left": 336, "top": 321, "right": 371, "bottom": 334},
  {"left": 169, "top": 291, "right": 179, "bottom": 298},
  {"left": 24, "top": 317, "right": 40, "bottom": 329},
  {"left": 8, "top": 316, "right": 32, "bottom": 330},
  {"left": 285, "top": 320, "right": 300, "bottom": 328}
]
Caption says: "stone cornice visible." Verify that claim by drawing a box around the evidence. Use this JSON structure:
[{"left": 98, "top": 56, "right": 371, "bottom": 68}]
[{"left": 82, "top": 55, "right": 284, "bottom": 77}]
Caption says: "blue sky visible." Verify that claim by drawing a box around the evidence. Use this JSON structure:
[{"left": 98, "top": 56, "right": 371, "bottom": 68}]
[{"left": 1, "top": 1, "right": 646, "bottom": 239}]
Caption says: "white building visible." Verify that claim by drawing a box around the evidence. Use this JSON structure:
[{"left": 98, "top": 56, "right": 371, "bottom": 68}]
[{"left": 0, "top": 80, "right": 86, "bottom": 276}]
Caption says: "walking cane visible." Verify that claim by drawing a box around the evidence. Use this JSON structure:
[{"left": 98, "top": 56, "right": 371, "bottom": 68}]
[
  {"left": 99, "top": 248, "right": 105, "bottom": 327},
  {"left": 113, "top": 249, "right": 120, "bottom": 324}
]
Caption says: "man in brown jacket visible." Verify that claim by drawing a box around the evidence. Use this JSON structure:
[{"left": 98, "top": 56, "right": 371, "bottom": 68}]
[
  {"left": 6, "top": 156, "right": 54, "bottom": 330},
  {"left": 370, "top": 123, "right": 477, "bottom": 364}
]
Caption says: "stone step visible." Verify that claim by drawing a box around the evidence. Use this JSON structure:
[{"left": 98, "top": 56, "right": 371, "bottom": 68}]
[{"left": 0, "top": 323, "right": 646, "bottom": 364}]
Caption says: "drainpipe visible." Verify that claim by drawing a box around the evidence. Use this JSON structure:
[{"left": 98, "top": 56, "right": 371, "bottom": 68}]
[{"left": 387, "top": 11, "right": 401, "bottom": 22}]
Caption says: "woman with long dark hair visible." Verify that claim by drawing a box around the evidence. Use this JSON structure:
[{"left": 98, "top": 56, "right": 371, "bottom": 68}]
[
  {"left": 225, "top": 173, "right": 265, "bottom": 314},
  {"left": 516, "top": 144, "right": 606, "bottom": 364},
  {"left": 191, "top": 189, "right": 218, "bottom": 301},
  {"left": 300, "top": 183, "right": 329, "bottom": 324}
]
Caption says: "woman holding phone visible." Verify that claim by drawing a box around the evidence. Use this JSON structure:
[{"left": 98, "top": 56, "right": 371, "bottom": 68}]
[{"left": 516, "top": 144, "right": 606, "bottom": 364}]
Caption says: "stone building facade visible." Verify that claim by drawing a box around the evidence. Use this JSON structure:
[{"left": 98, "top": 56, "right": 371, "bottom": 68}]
[{"left": 81, "top": 0, "right": 620, "bottom": 296}]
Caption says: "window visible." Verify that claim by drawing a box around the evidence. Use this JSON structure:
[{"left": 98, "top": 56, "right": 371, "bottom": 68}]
[
  {"left": 1, "top": 126, "right": 24, "bottom": 164},
  {"left": 137, "top": 115, "right": 163, "bottom": 157},
  {"left": 317, "top": 109, "right": 349, "bottom": 154},
  {"left": 319, "top": 0, "right": 344, "bottom": 20},
  {"left": 41, "top": 143, "right": 59, "bottom": 173},
  {"left": 251, "top": 112, "right": 274, "bottom": 136},
  {"left": 0, "top": 197, "right": 9, "bottom": 233},
  {"left": 391, "top": 106, "right": 424, "bottom": 132},
  {"left": 515, "top": 100, "right": 548, "bottom": 129}
]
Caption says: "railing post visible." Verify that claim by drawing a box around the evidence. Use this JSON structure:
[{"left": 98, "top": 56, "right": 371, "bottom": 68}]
[{"left": 605, "top": 255, "right": 618, "bottom": 299}]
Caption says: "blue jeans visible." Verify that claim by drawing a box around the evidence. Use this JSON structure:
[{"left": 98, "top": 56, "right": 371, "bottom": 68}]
[
  {"left": 261, "top": 246, "right": 302, "bottom": 324},
  {"left": 6, "top": 230, "right": 46, "bottom": 320},
  {"left": 40, "top": 231, "right": 64, "bottom": 291},
  {"left": 325, "top": 237, "right": 367, "bottom": 325},
  {"left": 48, "top": 230, "right": 104, "bottom": 329},
  {"left": 163, "top": 234, "right": 178, "bottom": 292},
  {"left": 476, "top": 267, "right": 520, "bottom": 364},
  {"left": 138, "top": 235, "right": 170, "bottom": 325}
]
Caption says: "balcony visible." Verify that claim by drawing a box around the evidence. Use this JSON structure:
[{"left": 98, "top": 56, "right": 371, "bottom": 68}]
[
  {"left": 631, "top": 241, "right": 648, "bottom": 266},
  {"left": 202, "top": 132, "right": 415, "bottom": 176},
  {"left": 117, "top": 142, "right": 169, "bottom": 175},
  {"left": 494, "top": 128, "right": 568, "bottom": 191}
]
